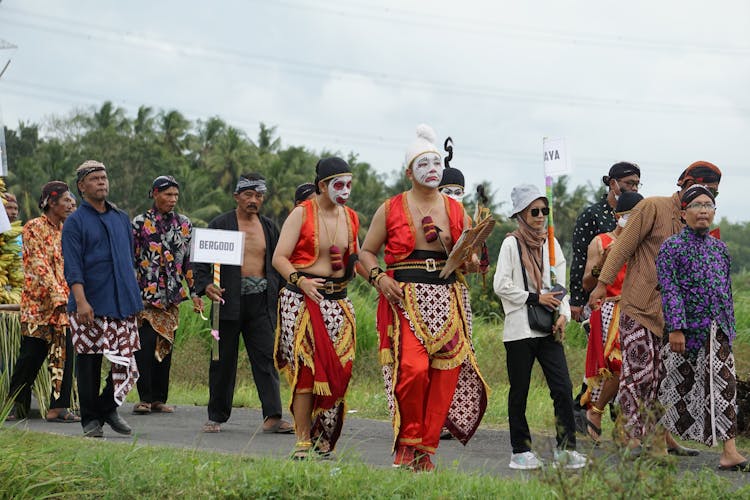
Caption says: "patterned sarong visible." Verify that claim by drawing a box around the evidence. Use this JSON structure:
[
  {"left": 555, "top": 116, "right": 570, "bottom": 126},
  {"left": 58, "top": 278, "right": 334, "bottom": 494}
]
[
  {"left": 379, "top": 282, "right": 488, "bottom": 448},
  {"left": 275, "top": 288, "right": 355, "bottom": 451},
  {"left": 69, "top": 314, "right": 140, "bottom": 406},
  {"left": 22, "top": 323, "right": 67, "bottom": 400},
  {"left": 659, "top": 322, "right": 737, "bottom": 446},
  {"left": 617, "top": 311, "right": 664, "bottom": 439},
  {"left": 139, "top": 305, "right": 179, "bottom": 362},
  {"left": 582, "top": 300, "right": 622, "bottom": 406}
]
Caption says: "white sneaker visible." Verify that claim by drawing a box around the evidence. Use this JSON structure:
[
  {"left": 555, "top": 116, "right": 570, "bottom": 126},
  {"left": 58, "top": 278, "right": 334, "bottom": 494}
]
[
  {"left": 509, "top": 451, "right": 543, "bottom": 470},
  {"left": 553, "top": 449, "right": 588, "bottom": 469}
]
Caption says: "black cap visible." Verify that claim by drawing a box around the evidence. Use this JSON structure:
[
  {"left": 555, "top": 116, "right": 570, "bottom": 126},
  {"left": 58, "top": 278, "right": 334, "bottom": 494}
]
[
  {"left": 294, "top": 183, "right": 316, "bottom": 205},
  {"left": 603, "top": 161, "right": 641, "bottom": 185},
  {"left": 314, "top": 157, "right": 351, "bottom": 193},
  {"left": 615, "top": 191, "right": 643, "bottom": 214},
  {"left": 439, "top": 167, "right": 465, "bottom": 189}
]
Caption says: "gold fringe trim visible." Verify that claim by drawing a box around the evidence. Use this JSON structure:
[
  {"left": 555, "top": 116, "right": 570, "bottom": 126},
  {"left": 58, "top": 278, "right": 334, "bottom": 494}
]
[
  {"left": 379, "top": 348, "right": 394, "bottom": 365},
  {"left": 313, "top": 381, "right": 332, "bottom": 396}
]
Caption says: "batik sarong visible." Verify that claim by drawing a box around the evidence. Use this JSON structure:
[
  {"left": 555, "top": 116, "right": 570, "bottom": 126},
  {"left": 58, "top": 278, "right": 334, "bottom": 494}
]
[
  {"left": 275, "top": 287, "right": 355, "bottom": 451},
  {"left": 659, "top": 322, "right": 737, "bottom": 446},
  {"left": 379, "top": 281, "right": 488, "bottom": 449},
  {"left": 139, "top": 305, "right": 179, "bottom": 362},
  {"left": 617, "top": 311, "right": 664, "bottom": 439},
  {"left": 583, "top": 299, "right": 623, "bottom": 406},
  {"left": 22, "top": 322, "right": 67, "bottom": 400},
  {"left": 69, "top": 314, "right": 140, "bottom": 405}
]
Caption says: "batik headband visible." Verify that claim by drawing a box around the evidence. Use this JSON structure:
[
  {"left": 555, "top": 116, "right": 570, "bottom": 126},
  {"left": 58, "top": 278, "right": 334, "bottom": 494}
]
[
  {"left": 680, "top": 184, "right": 715, "bottom": 209},
  {"left": 235, "top": 177, "right": 267, "bottom": 194},
  {"left": 76, "top": 161, "right": 106, "bottom": 183},
  {"left": 150, "top": 175, "right": 180, "bottom": 198}
]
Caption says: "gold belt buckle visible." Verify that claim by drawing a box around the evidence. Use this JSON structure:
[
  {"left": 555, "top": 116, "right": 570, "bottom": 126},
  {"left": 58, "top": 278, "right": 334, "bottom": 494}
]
[
  {"left": 324, "top": 281, "right": 336, "bottom": 294},
  {"left": 425, "top": 258, "right": 437, "bottom": 272}
]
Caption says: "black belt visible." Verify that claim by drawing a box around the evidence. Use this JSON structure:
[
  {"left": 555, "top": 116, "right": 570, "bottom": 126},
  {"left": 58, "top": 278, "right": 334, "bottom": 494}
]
[
  {"left": 285, "top": 273, "right": 349, "bottom": 300},
  {"left": 388, "top": 251, "right": 455, "bottom": 285}
]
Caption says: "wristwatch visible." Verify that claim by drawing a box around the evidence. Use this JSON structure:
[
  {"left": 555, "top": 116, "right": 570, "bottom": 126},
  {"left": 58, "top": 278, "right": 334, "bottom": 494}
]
[
  {"left": 369, "top": 267, "right": 385, "bottom": 284},
  {"left": 288, "top": 271, "right": 300, "bottom": 286}
]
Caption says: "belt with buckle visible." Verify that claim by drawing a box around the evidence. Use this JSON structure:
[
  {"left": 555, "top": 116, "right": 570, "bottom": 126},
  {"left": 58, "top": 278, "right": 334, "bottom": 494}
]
[
  {"left": 387, "top": 258, "right": 455, "bottom": 285},
  {"left": 285, "top": 274, "right": 349, "bottom": 300},
  {"left": 387, "top": 257, "right": 446, "bottom": 273}
]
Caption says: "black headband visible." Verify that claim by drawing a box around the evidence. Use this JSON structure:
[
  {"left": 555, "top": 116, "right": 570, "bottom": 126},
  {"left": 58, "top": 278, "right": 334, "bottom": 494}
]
[
  {"left": 678, "top": 161, "right": 722, "bottom": 187},
  {"left": 294, "top": 183, "right": 316, "bottom": 204},
  {"left": 76, "top": 164, "right": 105, "bottom": 183}
]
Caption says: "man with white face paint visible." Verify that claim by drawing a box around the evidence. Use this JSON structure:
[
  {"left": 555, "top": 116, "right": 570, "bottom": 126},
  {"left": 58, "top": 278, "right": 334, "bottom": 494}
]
[
  {"left": 360, "top": 125, "right": 488, "bottom": 472},
  {"left": 578, "top": 191, "right": 643, "bottom": 444},
  {"left": 272, "top": 157, "right": 363, "bottom": 460}
]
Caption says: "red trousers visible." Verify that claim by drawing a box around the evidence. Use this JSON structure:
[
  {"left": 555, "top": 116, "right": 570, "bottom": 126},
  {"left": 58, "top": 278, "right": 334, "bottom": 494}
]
[{"left": 395, "top": 317, "right": 460, "bottom": 454}]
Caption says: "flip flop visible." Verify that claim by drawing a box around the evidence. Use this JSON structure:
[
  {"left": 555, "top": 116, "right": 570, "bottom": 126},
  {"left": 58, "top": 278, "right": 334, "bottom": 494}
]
[
  {"left": 202, "top": 420, "right": 221, "bottom": 433},
  {"left": 718, "top": 460, "right": 750, "bottom": 472},
  {"left": 151, "top": 402, "right": 175, "bottom": 413},
  {"left": 667, "top": 445, "right": 700, "bottom": 457},
  {"left": 263, "top": 419, "right": 294, "bottom": 434},
  {"left": 133, "top": 402, "right": 151, "bottom": 414},
  {"left": 46, "top": 409, "right": 81, "bottom": 423},
  {"left": 582, "top": 415, "right": 602, "bottom": 445}
]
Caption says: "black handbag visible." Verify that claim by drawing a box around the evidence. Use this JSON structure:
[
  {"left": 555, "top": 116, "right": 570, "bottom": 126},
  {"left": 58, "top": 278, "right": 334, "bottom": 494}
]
[{"left": 516, "top": 239, "right": 554, "bottom": 333}]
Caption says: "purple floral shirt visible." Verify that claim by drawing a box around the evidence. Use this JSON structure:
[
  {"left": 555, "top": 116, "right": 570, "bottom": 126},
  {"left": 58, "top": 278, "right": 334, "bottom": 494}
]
[
  {"left": 656, "top": 227, "right": 735, "bottom": 357},
  {"left": 132, "top": 208, "right": 195, "bottom": 309}
]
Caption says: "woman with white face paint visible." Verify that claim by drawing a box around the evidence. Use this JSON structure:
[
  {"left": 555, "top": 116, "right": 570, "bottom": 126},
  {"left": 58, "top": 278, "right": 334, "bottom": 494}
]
[
  {"left": 272, "top": 157, "right": 364, "bottom": 461},
  {"left": 579, "top": 191, "right": 643, "bottom": 444},
  {"left": 360, "top": 124, "right": 488, "bottom": 472}
]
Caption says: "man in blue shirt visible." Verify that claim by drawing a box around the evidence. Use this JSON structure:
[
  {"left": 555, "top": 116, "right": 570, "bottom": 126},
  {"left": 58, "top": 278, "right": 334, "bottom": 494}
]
[{"left": 62, "top": 160, "right": 143, "bottom": 438}]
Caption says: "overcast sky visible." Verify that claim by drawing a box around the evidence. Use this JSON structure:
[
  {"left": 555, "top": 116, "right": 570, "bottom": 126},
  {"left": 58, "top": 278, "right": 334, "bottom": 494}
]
[{"left": 1, "top": 0, "right": 749, "bottom": 221}]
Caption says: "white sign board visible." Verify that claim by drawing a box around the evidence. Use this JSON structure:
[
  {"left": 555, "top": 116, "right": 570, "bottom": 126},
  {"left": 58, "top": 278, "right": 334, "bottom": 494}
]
[
  {"left": 191, "top": 228, "right": 245, "bottom": 266},
  {"left": 543, "top": 137, "right": 571, "bottom": 177},
  {"left": 0, "top": 201, "right": 10, "bottom": 234}
]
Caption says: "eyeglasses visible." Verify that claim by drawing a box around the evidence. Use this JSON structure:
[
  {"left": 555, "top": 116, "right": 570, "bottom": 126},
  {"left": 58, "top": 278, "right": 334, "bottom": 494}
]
[
  {"left": 685, "top": 202, "right": 716, "bottom": 211},
  {"left": 619, "top": 180, "right": 643, "bottom": 189},
  {"left": 530, "top": 207, "right": 550, "bottom": 217}
]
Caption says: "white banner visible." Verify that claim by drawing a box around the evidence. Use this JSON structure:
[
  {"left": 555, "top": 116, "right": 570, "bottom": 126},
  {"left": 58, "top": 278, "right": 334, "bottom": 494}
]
[
  {"left": 190, "top": 228, "right": 245, "bottom": 266},
  {"left": 0, "top": 201, "right": 11, "bottom": 234},
  {"left": 543, "top": 137, "right": 571, "bottom": 177}
]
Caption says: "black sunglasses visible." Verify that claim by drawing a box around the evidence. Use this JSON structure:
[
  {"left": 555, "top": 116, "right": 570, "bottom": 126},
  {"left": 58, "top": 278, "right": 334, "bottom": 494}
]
[{"left": 530, "top": 207, "right": 550, "bottom": 217}]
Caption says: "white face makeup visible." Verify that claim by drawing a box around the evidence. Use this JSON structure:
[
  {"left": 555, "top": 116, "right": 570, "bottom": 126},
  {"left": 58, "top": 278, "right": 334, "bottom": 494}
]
[
  {"left": 412, "top": 153, "right": 443, "bottom": 188},
  {"left": 439, "top": 186, "right": 465, "bottom": 201},
  {"left": 327, "top": 174, "right": 353, "bottom": 206}
]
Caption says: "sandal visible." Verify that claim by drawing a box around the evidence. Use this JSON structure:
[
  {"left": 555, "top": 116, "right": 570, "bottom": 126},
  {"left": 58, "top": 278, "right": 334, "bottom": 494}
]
[
  {"left": 46, "top": 409, "right": 81, "bottom": 423},
  {"left": 202, "top": 420, "right": 221, "bottom": 433},
  {"left": 262, "top": 418, "right": 294, "bottom": 434},
  {"left": 312, "top": 437, "right": 333, "bottom": 459},
  {"left": 151, "top": 402, "right": 174, "bottom": 413},
  {"left": 291, "top": 441, "right": 313, "bottom": 461},
  {"left": 133, "top": 402, "right": 152, "bottom": 414}
]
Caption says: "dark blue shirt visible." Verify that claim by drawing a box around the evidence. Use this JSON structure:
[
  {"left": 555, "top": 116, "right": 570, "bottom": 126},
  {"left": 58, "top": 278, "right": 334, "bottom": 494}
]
[{"left": 62, "top": 199, "right": 143, "bottom": 319}]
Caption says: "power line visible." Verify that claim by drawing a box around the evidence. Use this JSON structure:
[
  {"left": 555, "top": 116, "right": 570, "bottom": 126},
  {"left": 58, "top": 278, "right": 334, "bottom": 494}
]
[
  {"left": 2, "top": 10, "right": 749, "bottom": 116},
  {"left": 264, "top": 0, "right": 750, "bottom": 56}
]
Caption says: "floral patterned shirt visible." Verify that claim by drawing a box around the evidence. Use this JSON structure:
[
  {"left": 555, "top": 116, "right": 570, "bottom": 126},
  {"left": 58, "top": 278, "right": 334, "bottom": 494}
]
[
  {"left": 656, "top": 227, "right": 735, "bottom": 357},
  {"left": 132, "top": 208, "right": 195, "bottom": 309},
  {"left": 20, "top": 216, "right": 69, "bottom": 326}
]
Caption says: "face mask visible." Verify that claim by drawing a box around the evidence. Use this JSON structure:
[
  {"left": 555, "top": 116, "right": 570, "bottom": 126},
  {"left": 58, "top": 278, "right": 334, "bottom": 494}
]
[
  {"left": 327, "top": 175, "right": 353, "bottom": 206},
  {"left": 412, "top": 153, "right": 443, "bottom": 188},
  {"left": 440, "top": 186, "right": 465, "bottom": 201},
  {"left": 617, "top": 214, "right": 629, "bottom": 228}
]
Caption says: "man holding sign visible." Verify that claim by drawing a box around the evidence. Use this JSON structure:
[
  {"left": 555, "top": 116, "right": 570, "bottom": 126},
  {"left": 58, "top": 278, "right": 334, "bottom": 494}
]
[{"left": 194, "top": 173, "right": 291, "bottom": 434}]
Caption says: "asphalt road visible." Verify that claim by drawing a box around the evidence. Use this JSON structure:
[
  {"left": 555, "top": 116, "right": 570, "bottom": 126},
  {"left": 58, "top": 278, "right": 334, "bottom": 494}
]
[{"left": 7, "top": 402, "right": 750, "bottom": 488}]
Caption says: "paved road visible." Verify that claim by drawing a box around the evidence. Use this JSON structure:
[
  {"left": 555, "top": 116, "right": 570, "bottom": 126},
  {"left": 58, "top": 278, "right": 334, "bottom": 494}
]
[{"left": 8, "top": 403, "right": 750, "bottom": 486}]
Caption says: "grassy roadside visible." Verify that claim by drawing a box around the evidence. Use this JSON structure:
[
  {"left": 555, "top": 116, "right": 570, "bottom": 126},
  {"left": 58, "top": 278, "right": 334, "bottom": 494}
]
[{"left": 0, "top": 428, "right": 746, "bottom": 499}]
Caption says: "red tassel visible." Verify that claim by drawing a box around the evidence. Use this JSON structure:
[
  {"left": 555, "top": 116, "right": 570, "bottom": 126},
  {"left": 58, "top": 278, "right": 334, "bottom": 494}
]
[
  {"left": 330, "top": 245, "right": 343, "bottom": 271},
  {"left": 421, "top": 216, "right": 438, "bottom": 242}
]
